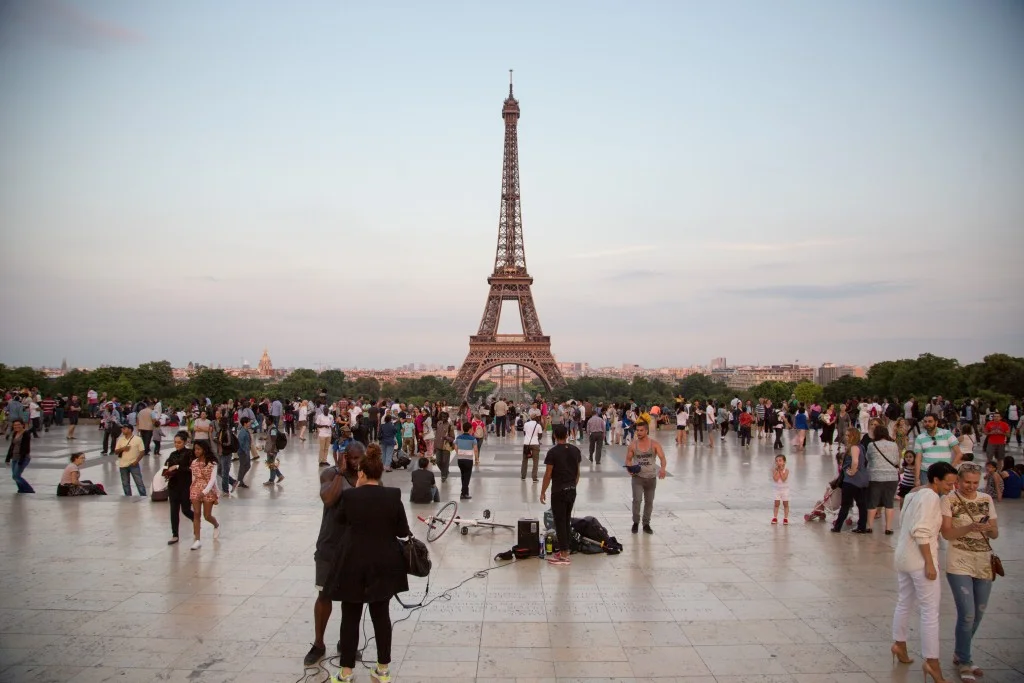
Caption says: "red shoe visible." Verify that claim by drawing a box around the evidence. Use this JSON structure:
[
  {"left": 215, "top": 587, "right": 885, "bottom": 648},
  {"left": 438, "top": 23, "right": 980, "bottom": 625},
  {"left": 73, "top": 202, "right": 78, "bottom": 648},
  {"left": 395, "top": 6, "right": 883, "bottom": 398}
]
[
  {"left": 783, "top": 518, "right": 789, "bottom": 525},
  {"left": 771, "top": 518, "right": 778, "bottom": 525}
]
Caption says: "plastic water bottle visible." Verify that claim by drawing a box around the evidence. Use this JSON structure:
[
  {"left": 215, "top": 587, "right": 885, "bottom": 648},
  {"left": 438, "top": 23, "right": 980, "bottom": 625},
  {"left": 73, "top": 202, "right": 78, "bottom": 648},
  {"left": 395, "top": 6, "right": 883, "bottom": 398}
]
[{"left": 539, "top": 536, "right": 546, "bottom": 559}]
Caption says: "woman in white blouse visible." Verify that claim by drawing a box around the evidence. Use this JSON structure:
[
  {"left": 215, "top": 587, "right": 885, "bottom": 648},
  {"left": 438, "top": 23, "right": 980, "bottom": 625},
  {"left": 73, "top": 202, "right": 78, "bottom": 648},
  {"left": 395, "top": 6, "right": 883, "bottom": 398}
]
[
  {"left": 297, "top": 400, "right": 309, "bottom": 442},
  {"left": 891, "top": 460, "right": 958, "bottom": 683}
]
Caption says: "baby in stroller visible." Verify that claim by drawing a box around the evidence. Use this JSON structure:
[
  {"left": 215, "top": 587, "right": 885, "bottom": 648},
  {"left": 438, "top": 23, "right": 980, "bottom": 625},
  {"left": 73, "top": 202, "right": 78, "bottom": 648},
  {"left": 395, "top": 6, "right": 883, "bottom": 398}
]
[{"left": 804, "top": 452, "right": 850, "bottom": 524}]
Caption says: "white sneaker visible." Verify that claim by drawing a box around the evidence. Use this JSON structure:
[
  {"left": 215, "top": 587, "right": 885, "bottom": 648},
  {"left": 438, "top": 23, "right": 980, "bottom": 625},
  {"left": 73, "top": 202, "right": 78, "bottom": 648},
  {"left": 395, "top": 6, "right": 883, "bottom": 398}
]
[
  {"left": 213, "top": 526, "right": 220, "bottom": 539},
  {"left": 190, "top": 540, "right": 201, "bottom": 550}
]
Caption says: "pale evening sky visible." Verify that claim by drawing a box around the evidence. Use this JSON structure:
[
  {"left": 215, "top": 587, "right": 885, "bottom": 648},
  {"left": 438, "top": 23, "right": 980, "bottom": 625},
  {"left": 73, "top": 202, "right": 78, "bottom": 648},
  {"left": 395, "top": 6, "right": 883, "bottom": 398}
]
[{"left": 1, "top": 1, "right": 1022, "bottom": 370}]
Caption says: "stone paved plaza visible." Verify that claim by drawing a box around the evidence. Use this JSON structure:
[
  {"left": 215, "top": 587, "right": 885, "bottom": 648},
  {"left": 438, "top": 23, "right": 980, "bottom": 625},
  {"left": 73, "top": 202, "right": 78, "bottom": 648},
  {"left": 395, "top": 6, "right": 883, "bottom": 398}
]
[{"left": 2, "top": 423, "right": 1022, "bottom": 683}]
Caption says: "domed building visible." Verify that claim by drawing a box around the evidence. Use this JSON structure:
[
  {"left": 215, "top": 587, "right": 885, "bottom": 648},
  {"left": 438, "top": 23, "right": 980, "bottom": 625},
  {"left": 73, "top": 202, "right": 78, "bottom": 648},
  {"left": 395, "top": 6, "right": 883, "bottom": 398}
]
[{"left": 257, "top": 348, "right": 273, "bottom": 378}]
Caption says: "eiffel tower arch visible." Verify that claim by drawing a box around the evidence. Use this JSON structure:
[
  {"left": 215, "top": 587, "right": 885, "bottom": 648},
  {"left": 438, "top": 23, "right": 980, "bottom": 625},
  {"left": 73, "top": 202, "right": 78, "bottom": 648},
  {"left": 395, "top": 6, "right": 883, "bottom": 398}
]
[{"left": 453, "top": 74, "right": 566, "bottom": 401}]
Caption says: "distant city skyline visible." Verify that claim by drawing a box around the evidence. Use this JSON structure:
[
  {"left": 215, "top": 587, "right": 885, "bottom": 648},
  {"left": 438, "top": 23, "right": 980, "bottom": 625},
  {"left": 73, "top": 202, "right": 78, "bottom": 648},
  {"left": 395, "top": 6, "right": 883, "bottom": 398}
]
[{"left": 2, "top": 2, "right": 1022, "bottom": 366}]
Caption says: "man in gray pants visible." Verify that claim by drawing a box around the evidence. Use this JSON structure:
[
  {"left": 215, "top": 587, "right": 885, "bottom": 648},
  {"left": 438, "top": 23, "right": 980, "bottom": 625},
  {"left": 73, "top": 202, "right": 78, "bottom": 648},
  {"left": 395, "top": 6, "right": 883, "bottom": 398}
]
[
  {"left": 586, "top": 410, "right": 606, "bottom": 463},
  {"left": 625, "top": 419, "right": 667, "bottom": 534}
]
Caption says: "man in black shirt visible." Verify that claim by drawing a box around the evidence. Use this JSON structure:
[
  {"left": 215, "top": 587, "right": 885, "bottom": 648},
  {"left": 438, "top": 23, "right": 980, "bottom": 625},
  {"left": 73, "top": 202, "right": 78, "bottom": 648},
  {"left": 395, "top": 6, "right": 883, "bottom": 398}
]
[
  {"left": 410, "top": 457, "right": 440, "bottom": 503},
  {"left": 540, "top": 424, "right": 581, "bottom": 566},
  {"left": 306, "top": 440, "right": 365, "bottom": 666}
]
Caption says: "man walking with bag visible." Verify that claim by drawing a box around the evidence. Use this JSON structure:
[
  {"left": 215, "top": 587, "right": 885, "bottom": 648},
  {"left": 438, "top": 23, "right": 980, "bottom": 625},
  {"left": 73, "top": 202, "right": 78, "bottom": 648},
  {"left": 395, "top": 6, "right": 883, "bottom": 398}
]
[{"left": 521, "top": 412, "right": 543, "bottom": 482}]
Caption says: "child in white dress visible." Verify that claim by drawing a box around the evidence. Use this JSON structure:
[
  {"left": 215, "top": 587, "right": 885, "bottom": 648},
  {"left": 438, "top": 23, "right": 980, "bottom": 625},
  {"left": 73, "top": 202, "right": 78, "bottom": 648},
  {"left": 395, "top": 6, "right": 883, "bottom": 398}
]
[{"left": 772, "top": 455, "right": 790, "bottom": 524}]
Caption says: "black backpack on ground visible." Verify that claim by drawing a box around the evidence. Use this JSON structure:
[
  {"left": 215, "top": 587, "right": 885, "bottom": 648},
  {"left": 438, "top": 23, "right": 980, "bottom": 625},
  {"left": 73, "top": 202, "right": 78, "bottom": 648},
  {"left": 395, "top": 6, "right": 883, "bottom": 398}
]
[{"left": 570, "top": 516, "right": 623, "bottom": 555}]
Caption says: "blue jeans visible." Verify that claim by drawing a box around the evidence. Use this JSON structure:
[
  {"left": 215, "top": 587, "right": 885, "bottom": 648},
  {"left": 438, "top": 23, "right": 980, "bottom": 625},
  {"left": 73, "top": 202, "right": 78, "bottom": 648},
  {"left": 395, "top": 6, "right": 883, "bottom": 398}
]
[
  {"left": 11, "top": 457, "right": 34, "bottom": 493},
  {"left": 119, "top": 464, "right": 146, "bottom": 496},
  {"left": 266, "top": 457, "right": 283, "bottom": 483},
  {"left": 946, "top": 572, "right": 992, "bottom": 666},
  {"left": 382, "top": 443, "right": 395, "bottom": 468},
  {"left": 219, "top": 454, "right": 237, "bottom": 492}
]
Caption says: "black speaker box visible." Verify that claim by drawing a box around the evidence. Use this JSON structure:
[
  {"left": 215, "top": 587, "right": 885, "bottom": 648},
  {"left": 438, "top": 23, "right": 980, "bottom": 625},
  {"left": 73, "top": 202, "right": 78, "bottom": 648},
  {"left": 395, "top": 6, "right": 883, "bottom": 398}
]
[{"left": 518, "top": 518, "right": 540, "bottom": 557}]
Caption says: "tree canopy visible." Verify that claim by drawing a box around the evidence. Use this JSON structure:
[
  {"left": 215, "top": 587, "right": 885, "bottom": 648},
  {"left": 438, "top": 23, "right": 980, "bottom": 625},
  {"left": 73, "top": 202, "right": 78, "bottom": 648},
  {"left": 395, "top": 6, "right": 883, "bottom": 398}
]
[{"left": 2, "top": 352, "right": 1021, "bottom": 409}]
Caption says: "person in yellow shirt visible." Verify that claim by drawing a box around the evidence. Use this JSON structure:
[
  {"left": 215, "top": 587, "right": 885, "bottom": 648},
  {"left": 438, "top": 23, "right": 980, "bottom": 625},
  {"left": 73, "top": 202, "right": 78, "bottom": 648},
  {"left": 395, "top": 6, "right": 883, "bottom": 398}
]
[{"left": 115, "top": 424, "right": 147, "bottom": 496}]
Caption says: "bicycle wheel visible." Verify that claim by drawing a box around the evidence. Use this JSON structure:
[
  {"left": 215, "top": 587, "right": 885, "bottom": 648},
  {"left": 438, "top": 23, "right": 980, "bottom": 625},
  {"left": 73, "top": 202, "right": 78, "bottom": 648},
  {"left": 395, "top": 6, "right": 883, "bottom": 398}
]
[{"left": 427, "top": 500, "right": 457, "bottom": 542}]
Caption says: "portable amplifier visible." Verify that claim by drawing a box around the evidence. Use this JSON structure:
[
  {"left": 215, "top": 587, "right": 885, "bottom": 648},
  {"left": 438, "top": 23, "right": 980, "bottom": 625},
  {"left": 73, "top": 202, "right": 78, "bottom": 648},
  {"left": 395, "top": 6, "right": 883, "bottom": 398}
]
[{"left": 517, "top": 518, "right": 540, "bottom": 557}]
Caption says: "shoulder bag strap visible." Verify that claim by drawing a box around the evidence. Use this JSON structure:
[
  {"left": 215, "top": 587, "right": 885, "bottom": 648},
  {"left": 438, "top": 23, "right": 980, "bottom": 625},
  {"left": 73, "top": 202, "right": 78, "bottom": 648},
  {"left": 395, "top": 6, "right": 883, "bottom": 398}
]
[
  {"left": 952, "top": 490, "right": 995, "bottom": 553},
  {"left": 872, "top": 442, "right": 899, "bottom": 469}
]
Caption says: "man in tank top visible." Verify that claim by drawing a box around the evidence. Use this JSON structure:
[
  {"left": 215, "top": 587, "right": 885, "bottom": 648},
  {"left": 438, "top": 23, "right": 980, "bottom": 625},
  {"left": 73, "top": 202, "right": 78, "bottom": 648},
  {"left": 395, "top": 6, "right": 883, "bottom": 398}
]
[{"left": 625, "top": 419, "right": 667, "bottom": 534}]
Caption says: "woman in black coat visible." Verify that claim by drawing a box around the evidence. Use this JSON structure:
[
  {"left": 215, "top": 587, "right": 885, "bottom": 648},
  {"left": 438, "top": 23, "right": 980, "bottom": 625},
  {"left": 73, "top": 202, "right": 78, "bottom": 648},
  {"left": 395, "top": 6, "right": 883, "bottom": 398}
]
[
  {"left": 163, "top": 431, "right": 195, "bottom": 545},
  {"left": 325, "top": 444, "right": 411, "bottom": 683}
]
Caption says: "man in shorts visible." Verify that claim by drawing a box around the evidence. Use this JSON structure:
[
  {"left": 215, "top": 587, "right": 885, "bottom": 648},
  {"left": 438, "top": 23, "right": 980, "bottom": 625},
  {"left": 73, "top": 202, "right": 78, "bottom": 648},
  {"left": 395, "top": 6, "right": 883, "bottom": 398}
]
[{"left": 306, "top": 440, "right": 365, "bottom": 666}]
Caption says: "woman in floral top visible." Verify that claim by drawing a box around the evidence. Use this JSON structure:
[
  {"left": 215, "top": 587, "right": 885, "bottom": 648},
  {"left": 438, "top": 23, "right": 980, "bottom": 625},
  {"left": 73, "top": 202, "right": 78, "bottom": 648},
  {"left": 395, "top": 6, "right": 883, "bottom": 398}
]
[{"left": 940, "top": 462, "right": 1000, "bottom": 682}]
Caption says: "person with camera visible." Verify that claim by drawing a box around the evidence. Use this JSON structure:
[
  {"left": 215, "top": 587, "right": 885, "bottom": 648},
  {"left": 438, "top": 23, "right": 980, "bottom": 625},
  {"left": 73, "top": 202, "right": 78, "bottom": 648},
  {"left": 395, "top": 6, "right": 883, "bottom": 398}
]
[{"left": 325, "top": 444, "right": 411, "bottom": 683}]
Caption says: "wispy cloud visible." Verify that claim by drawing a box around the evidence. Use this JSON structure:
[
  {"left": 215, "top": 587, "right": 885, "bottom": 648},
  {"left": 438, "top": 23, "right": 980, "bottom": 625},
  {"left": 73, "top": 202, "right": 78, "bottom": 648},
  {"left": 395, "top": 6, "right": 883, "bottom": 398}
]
[
  {"left": 705, "top": 238, "right": 850, "bottom": 253},
  {"left": 569, "top": 245, "right": 656, "bottom": 260},
  {"left": 13, "top": 0, "right": 143, "bottom": 49},
  {"left": 603, "top": 269, "right": 662, "bottom": 282},
  {"left": 726, "top": 281, "right": 910, "bottom": 301}
]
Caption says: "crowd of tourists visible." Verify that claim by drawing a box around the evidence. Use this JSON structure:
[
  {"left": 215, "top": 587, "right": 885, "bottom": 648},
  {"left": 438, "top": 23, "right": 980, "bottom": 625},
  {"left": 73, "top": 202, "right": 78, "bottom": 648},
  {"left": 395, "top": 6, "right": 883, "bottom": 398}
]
[{"left": 2, "top": 386, "right": 1020, "bottom": 682}]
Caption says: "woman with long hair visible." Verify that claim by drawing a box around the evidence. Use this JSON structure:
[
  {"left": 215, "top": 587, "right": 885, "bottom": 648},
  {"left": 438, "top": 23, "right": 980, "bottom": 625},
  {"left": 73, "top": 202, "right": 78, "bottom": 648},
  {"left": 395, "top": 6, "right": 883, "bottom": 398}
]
[
  {"left": 189, "top": 440, "right": 220, "bottom": 550},
  {"left": 891, "top": 461, "right": 958, "bottom": 683},
  {"left": 433, "top": 411, "right": 453, "bottom": 483},
  {"left": 835, "top": 405, "right": 851, "bottom": 455},
  {"left": 326, "top": 444, "right": 411, "bottom": 683},
  {"left": 940, "top": 462, "right": 999, "bottom": 682},
  {"left": 832, "top": 428, "right": 869, "bottom": 533},
  {"left": 793, "top": 405, "right": 809, "bottom": 450},
  {"left": 297, "top": 400, "right": 309, "bottom": 442},
  {"left": 820, "top": 404, "right": 837, "bottom": 453},
  {"left": 164, "top": 431, "right": 195, "bottom": 545}
]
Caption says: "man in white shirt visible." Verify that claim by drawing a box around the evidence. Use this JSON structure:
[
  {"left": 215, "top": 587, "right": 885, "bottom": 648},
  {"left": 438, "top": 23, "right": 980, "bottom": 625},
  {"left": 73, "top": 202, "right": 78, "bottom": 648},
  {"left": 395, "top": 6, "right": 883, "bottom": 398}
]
[
  {"left": 493, "top": 399, "right": 509, "bottom": 437},
  {"left": 521, "top": 415, "right": 543, "bottom": 481},
  {"left": 315, "top": 407, "right": 334, "bottom": 467},
  {"left": 705, "top": 402, "right": 716, "bottom": 449}
]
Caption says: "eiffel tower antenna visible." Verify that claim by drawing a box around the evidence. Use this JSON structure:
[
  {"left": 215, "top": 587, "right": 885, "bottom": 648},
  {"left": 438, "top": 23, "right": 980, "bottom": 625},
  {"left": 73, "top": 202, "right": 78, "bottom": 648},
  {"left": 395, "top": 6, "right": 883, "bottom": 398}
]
[{"left": 453, "top": 76, "right": 566, "bottom": 400}]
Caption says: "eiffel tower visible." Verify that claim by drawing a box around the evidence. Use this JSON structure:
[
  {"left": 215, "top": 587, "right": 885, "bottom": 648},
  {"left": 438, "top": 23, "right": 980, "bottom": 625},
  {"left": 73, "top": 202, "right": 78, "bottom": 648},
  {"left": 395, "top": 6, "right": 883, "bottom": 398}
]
[{"left": 453, "top": 74, "right": 566, "bottom": 401}]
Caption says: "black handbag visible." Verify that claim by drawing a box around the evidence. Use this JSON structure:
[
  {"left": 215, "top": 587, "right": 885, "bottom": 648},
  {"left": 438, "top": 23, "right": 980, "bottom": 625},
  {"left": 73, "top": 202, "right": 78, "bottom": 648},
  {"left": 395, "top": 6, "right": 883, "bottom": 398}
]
[{"left": 399, "top": 537, "right": 431, "bottom": 577}]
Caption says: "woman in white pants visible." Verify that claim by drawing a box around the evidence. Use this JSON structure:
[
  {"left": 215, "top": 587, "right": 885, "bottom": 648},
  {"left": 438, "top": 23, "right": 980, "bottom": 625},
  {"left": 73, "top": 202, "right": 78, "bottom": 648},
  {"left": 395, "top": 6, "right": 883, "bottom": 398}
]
[{"left": 891, "top": 460, "right": 959, "bottom": 683}]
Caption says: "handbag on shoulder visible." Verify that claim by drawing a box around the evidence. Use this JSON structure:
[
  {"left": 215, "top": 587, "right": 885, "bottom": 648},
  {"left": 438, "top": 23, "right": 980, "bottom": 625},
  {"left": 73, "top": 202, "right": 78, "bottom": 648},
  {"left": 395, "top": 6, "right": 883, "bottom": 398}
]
[{"left": 399, "top": 537, "right": 431, "bottom": 577}]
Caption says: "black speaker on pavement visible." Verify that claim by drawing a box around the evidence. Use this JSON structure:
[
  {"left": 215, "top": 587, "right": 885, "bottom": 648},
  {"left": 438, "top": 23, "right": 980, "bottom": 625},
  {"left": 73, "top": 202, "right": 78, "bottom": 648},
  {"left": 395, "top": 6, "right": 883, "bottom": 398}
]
[{"left": 517, "top": 518, "right": 540, "bottom": 557}]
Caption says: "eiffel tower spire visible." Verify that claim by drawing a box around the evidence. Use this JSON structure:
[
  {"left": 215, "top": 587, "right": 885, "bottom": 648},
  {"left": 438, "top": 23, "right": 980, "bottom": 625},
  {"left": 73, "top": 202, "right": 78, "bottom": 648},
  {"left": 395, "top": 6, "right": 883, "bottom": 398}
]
[
  {"left": 453, "top": 76, "right": 566, "bottom": 400},
  {"left": 494, "top": 68, "right": 526, "bottom": 275}
]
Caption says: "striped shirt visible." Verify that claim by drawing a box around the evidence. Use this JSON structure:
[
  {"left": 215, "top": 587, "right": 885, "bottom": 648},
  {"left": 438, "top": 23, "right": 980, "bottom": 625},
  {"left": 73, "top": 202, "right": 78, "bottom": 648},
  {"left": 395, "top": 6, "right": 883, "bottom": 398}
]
[{"left": 913, "top": 428, "right": 957, "bottom": 467}]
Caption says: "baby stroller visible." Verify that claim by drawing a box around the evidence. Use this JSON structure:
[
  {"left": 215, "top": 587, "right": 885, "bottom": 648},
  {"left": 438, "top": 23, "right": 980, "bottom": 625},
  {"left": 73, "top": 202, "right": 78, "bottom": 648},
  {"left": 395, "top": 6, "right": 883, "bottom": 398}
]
[{"left": 804, "top": 480, "right": 849, "bottom": 524}]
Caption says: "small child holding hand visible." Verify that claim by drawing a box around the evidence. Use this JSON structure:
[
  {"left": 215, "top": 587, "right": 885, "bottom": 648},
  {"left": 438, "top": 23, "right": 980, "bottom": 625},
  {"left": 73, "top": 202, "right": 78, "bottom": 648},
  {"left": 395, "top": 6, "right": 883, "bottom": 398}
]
[{"left": 772, "top": 454, "right": 790, "bottom": 525}]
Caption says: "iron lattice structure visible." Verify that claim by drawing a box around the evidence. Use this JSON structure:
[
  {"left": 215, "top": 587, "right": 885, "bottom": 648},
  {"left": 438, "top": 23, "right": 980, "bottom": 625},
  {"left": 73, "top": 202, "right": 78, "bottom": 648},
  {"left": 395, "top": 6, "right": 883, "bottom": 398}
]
[{"left": 453, "top": 77, "right": 566, "bottom": 400}]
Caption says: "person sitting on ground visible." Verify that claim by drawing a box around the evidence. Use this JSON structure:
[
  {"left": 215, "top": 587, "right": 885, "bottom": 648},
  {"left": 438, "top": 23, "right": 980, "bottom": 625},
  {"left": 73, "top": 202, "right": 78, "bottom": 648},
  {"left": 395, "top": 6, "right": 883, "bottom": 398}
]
[
  {"left": 57, "top": 452, "right": 106, "bottom": 496},
  {"left": 409, "top": 457, "right": 440, "bottom": 504},
  {"left": 1000, "top": 456, "right": 1022, "bottom": 499}
]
